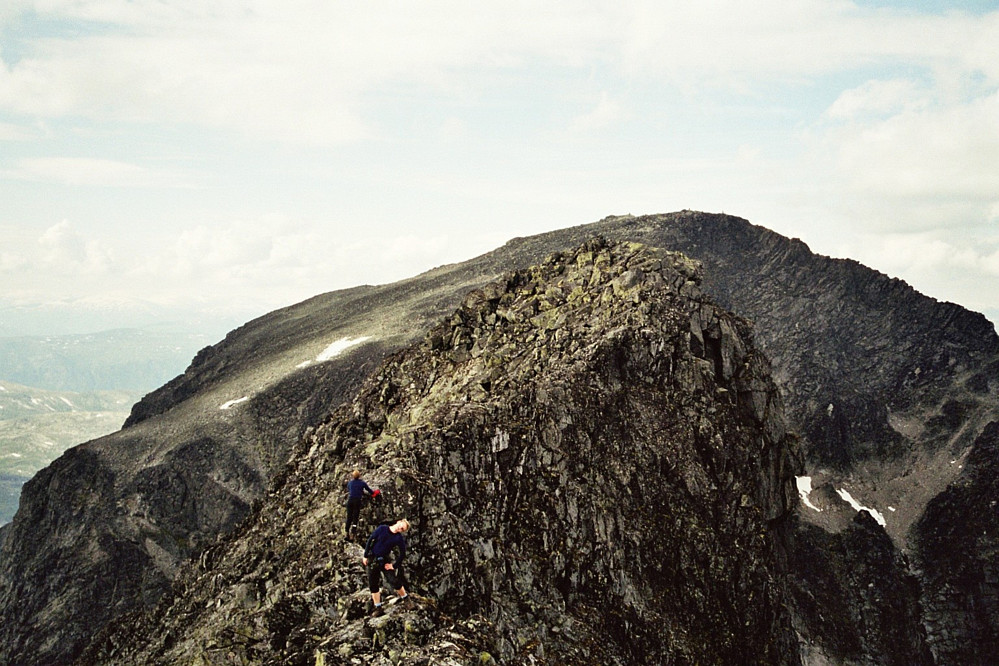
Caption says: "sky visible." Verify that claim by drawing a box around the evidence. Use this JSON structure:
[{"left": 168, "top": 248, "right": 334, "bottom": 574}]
[{"left": 1, "top": 0, "right": 998, "bottom": 337}]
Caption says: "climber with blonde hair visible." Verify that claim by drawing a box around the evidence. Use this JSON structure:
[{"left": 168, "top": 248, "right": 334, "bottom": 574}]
[{"left": 362, "top": 519, "right": 412, "bottom": 616}]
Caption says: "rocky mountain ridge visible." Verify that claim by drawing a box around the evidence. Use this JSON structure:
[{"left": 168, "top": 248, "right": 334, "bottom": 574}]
[
  {"left": 125, "top": 212, "right": 999, "bottom": 545},
  {"left": 83, "top": 238, "right": 803, "bottom": 665},
  {"left": 0, "top": 211, "right": 996, "bottom": 664}
]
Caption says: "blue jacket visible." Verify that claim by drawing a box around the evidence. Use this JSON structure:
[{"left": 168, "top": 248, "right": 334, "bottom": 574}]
[
  {"left": 347, "top": 478, "right": 373, "bottom": 500},
  {"left": 364, "top": 524, "right": 406, "bottom": 564}
]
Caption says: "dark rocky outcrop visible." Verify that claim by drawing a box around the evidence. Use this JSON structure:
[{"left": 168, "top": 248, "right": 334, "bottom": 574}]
[
  {"left": 2, "top": 211, "right": 997, "bottom": 664},
  {"left": 911, "top": 421, "right": 999, "bottom": 664},
  {"left": 789, "top": 514, "right": 933, "bottom": 665},
  {"left": 82, "top": 239, "right": 803, "bottom": 665}
]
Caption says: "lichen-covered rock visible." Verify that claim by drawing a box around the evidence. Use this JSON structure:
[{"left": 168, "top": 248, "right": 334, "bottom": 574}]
[{"left": 81, "top": 238, "right": 802, "bottom": 665}]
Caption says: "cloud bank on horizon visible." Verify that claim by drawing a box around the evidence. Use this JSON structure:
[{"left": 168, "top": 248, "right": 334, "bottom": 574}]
[{"left": 1, "top": 0, "right": 997, "bottom": 333}]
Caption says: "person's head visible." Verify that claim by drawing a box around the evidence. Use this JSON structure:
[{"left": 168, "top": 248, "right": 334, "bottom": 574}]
[
  {"left": 391, "top": 519, "right": 410, "bottom": 534},
  {"left": 352, "top": 469, "right": 361, "bottom": 480}
]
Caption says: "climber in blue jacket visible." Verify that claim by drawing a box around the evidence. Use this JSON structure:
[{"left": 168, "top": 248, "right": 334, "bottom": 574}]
[
  {"left": 344, "top": 469, "right": 375, "bottom": 538},
  {"left": 362, "top": 519, "right": 411, "bottom": 616}
]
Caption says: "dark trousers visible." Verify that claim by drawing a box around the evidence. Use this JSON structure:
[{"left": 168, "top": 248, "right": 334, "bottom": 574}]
[
  {"left": 345, "top": 498, "right": 363, "bottom": 534},
  {"left": 367, "top": 560, "right": 405, "bottom": 593}
]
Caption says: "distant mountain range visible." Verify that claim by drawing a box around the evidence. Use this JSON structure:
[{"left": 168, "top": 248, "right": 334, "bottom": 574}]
[
  {"left": 0, "top": 328, "right": 217, "bottom": 392},
  {"left": 0, "top": 297, "right": 252, "bottom": 339}
]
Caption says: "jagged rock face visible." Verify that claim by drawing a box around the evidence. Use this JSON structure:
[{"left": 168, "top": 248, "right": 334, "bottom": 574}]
[
  {"left": 0, "top": 434, "right": 264, "bottom": 664},
  {"left": 911, "top": 421, "right": 999, "bottom": 664},
  {"left": 493, "top": 213, "right": 999, "bottom": 474},
  {"left": 83, "top": 239, "right": 802, "bottom": 665}
]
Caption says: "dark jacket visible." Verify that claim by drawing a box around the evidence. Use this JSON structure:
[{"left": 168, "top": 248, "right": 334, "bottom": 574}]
[
  {"left": 364, "top": 524, "right": 407, "bottom": 564},
  {"left": 347, "top": 478, "right": 373, "bottom": 501}
]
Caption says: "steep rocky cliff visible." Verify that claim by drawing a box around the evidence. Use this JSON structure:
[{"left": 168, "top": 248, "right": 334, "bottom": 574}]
[
  {"left": 82, "top": 239, "right": 803, "bottom": 665},
  {"left": 502, "top": 215, "right": 999, "bottom": 548},
  {"left": 2, "top": 211, "right": 997, "bottom": 664}
]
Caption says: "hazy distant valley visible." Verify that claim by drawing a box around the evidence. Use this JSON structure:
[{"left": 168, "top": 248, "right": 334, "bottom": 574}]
[{"left": 0, "top": 329, "right": 215, "bottom": 524}]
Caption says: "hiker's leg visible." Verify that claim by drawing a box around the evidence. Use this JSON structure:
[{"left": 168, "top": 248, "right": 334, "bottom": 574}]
[
  {"left": 346, "top": 500, "right": 360, "bottom": 534},
  {"left": 367, "top": 564, "right": 382, "bottom": 605},
  {"left": 387, "top": 567, "right": 407, "bottom": 598}
]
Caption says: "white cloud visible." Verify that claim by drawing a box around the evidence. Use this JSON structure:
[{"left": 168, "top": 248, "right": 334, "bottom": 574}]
[
  {"left": 826, "top": 89, "right": 999, "bottom": 200},
  {"left": 171, "top": 225, "right": 274, "bottom": 272},
  {"left": 437, "top": 117, "right": 469, "bottom": 142},
  {"left": 826, "top": 79, "right": 929, "bottom": 120},
  {"left": 2, "top": 1, "right": 608, "bottom": 144},
  {"left": 2, "top": 6, "right": 367, "bottom": 143},
  {"left": 849, "top": 230, "right": 996, "bottom": 284},
  {"left": 621, "top": 2, "right": 999, "bottom": 88},
  {"left": 983, "top": 248, "right": 999, "bottom": 275},
  {"left": 38, "top": 220, "right": 114, "bottom": 273},
  {"left": 0, "top": 251, "right": 27, "bottom": 271},
  {"left": 0, "top": 120, "right": 36, "bottom": 140},
  {"left": 4, "top": 2, "right": 993, "bottom": 145},
  {"left": 375, "top": 233, "right": 451, "bottom": 267}
]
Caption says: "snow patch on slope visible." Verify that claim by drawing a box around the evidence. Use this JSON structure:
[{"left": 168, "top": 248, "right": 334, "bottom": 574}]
[
  {"left": 220, "top": 396, "right": 250, "bottom": 410},
  {"left": 317, "top": 336, "right": 371, "bottom": 362},
  {"left": 836, "top": 488, "right": 887, "bottom": 527},
  {"left": 298, "top": 336, "right": 373, "bottom": 368},
  {"left": 796, "top": 476, "right": 822, "bottom": 512}
]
